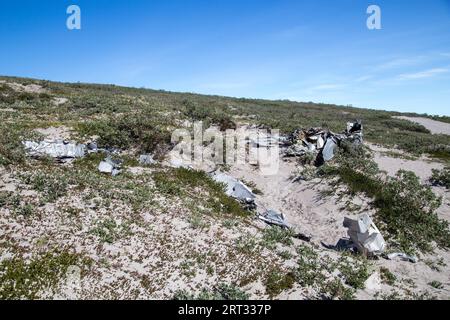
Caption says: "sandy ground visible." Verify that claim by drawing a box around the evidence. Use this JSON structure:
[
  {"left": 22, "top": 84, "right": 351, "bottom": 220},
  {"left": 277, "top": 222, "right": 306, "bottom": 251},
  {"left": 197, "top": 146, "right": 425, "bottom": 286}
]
[
  {"left": 53, "top": 97, "right": 69, "bottom": 106},
  {"left": 6, "top": 82, "right": 47, "bottom": 94},
  {"left": 33, "top": 126, "right": 74, "bottom": 140},
  {"left": 394, "top": 116, "right": 450, "bottom": 135},
  {"left": 224, "top": 137, "right": 450, "bottom": 299},
  {"left": 369, "top": 143, "right": 450, "bottom": 223},
  {"left": 1, "top": 123, "right": 450, "bottom": 300},
  {"left": 369, "top": 143, "right": 444, "bottom": 182}
]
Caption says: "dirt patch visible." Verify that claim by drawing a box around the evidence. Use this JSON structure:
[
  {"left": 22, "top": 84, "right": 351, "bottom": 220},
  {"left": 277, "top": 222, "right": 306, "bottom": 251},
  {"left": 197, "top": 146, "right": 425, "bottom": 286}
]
[
  {"left": 5, "top": 82, "right": 47, "bottom": 94},
  {"left": 53, "top": 97, "right": 69, "bottom": 106},
  {"left": 33, "top": 126, "right": 74, "bottom": 141},
  {"left": 368, "top": 143, "right": 443, "bottom": 182},
  {"left": 394, "top": 116, "right": 450, "bottom": 135}
]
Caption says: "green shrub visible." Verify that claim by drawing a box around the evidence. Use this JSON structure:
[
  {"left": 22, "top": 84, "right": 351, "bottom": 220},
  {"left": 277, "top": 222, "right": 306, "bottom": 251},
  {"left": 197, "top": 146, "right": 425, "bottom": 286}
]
[
  {"left": 326, "top": 149, "right": 450, "bottom": 253},
  {"left": 182, "top": 99, "right": 235, "bottom": 131},
  {"left": 320, "top": 279, "right": 355, "bottom": 300},
  {"left": 264, "top": 269, "right": 296, "bottom": 298},
  {"left": 77, "top": 113, "right": 172, "bottom": 155},
  {"left": 0, "top": 251, "right": 89, "bottom": 299},
  {"left": 376, "top": 170, "right": 448, "bottom": 253},
  {"left": 380, "top": 267, "right": 396, "bottom": 286},
  {"left": 0, "top": 124, "right": 25, "bottom": 166},
  {"left": 173, "top": 283, "right": 249, "bottom": 300},
  {"left": 153, "top": 168, "right": 248, "bottom": 217},
  {"left": 430, "top": 167, "right": 450, "bottom": 189},
  {"left": 262, "top": 226, "right": 294, "bottom": 249},
  {"left": 18, "top": 171, "right": 68, "bottom": 203},
  {"left": 90, "top": 218, "right": 131, "bottom": 244},
  {"left": 337, "top": 255, "right": 371, "bottom": 290}
]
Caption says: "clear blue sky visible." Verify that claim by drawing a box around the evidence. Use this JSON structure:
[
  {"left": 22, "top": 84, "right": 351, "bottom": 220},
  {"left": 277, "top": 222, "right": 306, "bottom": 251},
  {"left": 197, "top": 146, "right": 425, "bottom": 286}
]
[{"left": 1, "top": 0, "right": 450, "bottom": 115}]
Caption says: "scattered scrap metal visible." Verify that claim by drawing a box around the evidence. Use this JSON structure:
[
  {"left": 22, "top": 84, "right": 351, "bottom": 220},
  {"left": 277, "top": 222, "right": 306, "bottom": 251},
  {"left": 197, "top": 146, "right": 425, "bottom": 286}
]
[
  {"left": 258, "top": 210, "right": 290, "bottom": 229},
  {"left": 22, "top": 140, "right": 86, "bottom": 161},
  {"left": 386, "top": 252, "right": 418, "bottom": 263},
  {"left": 211, "top": 172, "right": 257, "bottom": 211},
  {"left": 23, "top": 139, "right": 127, "bottom": 176},
  {"left": 342, "top": 214, "right": 418, "bottom": 262},
  {"left": 98, "top": 157, "right": 122, "bottom": 177},
  {"left": 258, "top": 209, "right": 311, "bottom": 241},
  {"left": 139, "top": 154, "right": 156, "bottom": 165},
  {"left": 284, "top": 120, "right": 363, "bottom": 166},
  {"left": 343, "top": 214, "right": 386, "bottom": 256}
]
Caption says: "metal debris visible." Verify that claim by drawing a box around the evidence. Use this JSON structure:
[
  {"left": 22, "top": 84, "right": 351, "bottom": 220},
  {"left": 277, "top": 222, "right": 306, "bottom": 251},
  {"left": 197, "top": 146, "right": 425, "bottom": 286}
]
[
  {"left": 284, "top": 120, "right": 364, "bottom": 166},
  {"left": 322, "top": 137, "right": 338, "bottom": 162},
  {"left": 98, "top": 157, "right": 122, "bottom": 176},
  {"left": 139, "top": 154, "right": 156, "bottom": 165},
  {"left": 343, "top": 214, "right": 386, "bottom": 255},
  {"left": 211, "top": 172, "right": 257, "bottom": 211},
  {"left": 87, "top": 142, "right": 98, "bottom": 151},
  {"left": 346, "top": 120, "right": 364, "bottom": 144},
  {"left": 169, "top": 158, "right": 192, "bottom": 169},
  {"left": 211, "top": 172, "right": 256, "bottom": 202},
  {"left": 250, "top": 135, "right": 280, "bottom": 148},
  {"left": 86, "top": 142, "right": 118, "bottom": 155},
  {"left": 258, "top": 209, "right": 311, "bottom": 241},
  {"left": 258, "top": 210, "right": 290, "bottom": 229},
  {"left": 386, "top": 252, "right": 419, "bottom": 263},
  {"left": 23, "top": 140, "right": 86, "bottom": 160}
]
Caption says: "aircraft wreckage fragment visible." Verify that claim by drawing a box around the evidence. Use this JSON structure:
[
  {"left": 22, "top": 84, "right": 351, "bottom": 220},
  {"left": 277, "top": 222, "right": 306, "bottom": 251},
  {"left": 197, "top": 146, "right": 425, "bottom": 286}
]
[
  {"left": 283, "top": 120, "right": 364, "bottom": 165},
  {"left": 98, "top": 157, "right": 122, "bottom": 176},
  {"left": 22, "top": 140, "right": 86, "bottom": 160},
  {"left": 343, "top": 214, "right": 386, "bottom": 255}
]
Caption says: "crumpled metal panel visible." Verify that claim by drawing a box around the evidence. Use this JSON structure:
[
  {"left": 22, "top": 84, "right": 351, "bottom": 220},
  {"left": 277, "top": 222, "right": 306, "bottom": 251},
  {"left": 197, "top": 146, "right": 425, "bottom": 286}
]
[
  {"left": 139, "top": 154, "right": 156, "bottom": 165},
  {"left": 258, "top": 210, "right": 290, "bottom": 228},
  {"left": 211, "top": 172, "right": 255, "bottom": 201},
  {"left": 343, "top": 214, "right": 386, "bottom": 255},
  {"left": 387, "top": 252, "right": 418, "bottom": 263},
  {"left": 322, "top": 138, "right": 338, "bottom": 161},
  {"left": 98, "top": 157, "right": 122, "bottom": 176},
  {"left": 23, "top": 140, "right": 86, "bottom": 159}
]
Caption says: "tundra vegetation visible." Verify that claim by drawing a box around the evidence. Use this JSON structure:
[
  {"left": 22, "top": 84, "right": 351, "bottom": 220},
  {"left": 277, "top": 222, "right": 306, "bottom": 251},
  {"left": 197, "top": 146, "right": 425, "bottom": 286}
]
[{"left": 0, "top": 76, "right": 449, "bottom": 300}]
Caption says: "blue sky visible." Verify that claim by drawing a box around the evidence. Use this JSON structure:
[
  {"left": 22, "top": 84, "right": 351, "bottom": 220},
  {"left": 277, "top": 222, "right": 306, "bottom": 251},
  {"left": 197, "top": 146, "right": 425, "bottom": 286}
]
[{"left": 1, "top": 1, "right": 450, "bottom": 115}]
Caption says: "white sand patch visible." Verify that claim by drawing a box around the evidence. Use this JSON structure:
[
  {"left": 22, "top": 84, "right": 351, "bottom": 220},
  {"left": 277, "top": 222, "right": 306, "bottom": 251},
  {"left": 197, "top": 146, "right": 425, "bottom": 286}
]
[
  {"left": 6, "top": 82, "right": 47, "bottom": 94},
  {"left": 369, "top": 143, "right": 443, "bottom": 182},
  {"left": 33, "top": 126, "right": 73, "bottom": 141},
  {"left": 228, "top": 158, "right": 369, "bottom": 246},
  {"left": 394, "top": 116, "right": 450, "bottom": 135},
  {"left": 53, "top": 97, "right": 69, "bottom": 106}
]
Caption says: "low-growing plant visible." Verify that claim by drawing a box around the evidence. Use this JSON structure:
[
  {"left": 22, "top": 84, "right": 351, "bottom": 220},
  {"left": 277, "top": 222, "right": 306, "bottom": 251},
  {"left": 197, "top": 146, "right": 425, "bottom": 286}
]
[
  {"left": 428, "top": 281, "right": 444, "bottom": 289},
  {"left": 90, "top": 218, "right": 131, "bottom": 244},
  {"left": 430, "top": 167, "right": 450, "bottom": 189},
  {"left": 336, "top": 255, "right": 371, "bottom": 290},
  {"left": 320, "top": 279, "right": 355, "bottom": 300},
  {"left": 295, "top": 245, "right": 324, "bottom": 287},
  {"left": 323, "top": 146, "right": 450, "bottom": 254},
  {"left": 153, "top": 168, "right": 248, "bottom": 217},
  {"left": 173, "top": 283, "right": 249, "bottom": 300},
  {"left": 261, "top": 226, "right": 294, "bottom": 249},
  {"left": 188, "top": 213, "right": 209, "bottom": 230},
  {"left": 0, "top": 251, "right": 90, "bottom": 299},
  {"left": 0, "top": 123, "right": 25, "bottom": 166},
  {"left": 380, "top": 267, "right": 396, "bottom": 286},
  {"left": 264, "top": 269, "right": 296, "bottom": 298},
  {"left": 18, "top": 171, "right": 68, "bottom": 203}
]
